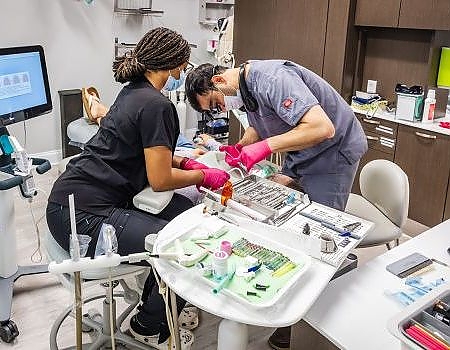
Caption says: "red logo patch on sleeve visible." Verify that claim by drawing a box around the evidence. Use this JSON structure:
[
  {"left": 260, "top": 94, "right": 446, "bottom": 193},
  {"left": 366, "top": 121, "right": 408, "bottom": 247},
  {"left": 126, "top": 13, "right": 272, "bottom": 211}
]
[{"left": 283, "top": 98, "right": 293, "bottom": 108}]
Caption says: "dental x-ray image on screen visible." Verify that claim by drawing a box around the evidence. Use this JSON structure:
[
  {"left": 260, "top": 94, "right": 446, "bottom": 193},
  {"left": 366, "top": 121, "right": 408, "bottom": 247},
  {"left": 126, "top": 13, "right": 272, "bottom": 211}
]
[{"left": 0, "top": 45, "right": 52, "bottom": 124}]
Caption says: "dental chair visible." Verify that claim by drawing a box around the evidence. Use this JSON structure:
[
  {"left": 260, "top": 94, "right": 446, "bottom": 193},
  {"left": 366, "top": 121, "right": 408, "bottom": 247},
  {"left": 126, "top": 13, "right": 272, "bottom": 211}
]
[{"left": 345, "top": 159, "right": 409, "bottom": 249}]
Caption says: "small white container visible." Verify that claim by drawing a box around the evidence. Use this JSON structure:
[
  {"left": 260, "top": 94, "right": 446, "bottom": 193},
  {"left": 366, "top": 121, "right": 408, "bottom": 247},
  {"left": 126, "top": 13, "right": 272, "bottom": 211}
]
[
  {"left": 212, "top": 250, "right": 229, "bottom": 278},
  {"left": 396, "top": 93, "right": 424, "bottom": 122}
]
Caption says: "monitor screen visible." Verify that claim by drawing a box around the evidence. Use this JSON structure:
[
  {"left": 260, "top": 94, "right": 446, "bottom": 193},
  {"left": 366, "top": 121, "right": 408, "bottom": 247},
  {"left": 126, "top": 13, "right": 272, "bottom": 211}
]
[{"left": 0, "top": 45, "right": 52, "bottom": 124}]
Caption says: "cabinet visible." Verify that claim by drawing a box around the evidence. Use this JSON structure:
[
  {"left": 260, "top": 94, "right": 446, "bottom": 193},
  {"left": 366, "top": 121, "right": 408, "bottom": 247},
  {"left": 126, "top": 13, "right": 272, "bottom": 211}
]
[
  {"left": 233, "top": 0, "right": 356, "bottom": 82},
  {"left": 355, "top": 0, "right": 401, "bottom": 27},
  {"left": 351, "top": 114, "right": 398, "bottom": 194},
  {"left": 356, "top": 0, "right": 450, "bottom": 30},
  {"left": 273, "top": 0, "right": 328, "bottom": 76},
  {"left": 394, "top": 125, "right": 450, "bottom": 227},
  {"left": 353, "top": 117, "right": 450, "bottom": 227},
  {"left": 233, "top": 0, "right": 276, "bottom": 63},
  {"left": 399, "top": 0, "right": 450, "bottom": 31}
]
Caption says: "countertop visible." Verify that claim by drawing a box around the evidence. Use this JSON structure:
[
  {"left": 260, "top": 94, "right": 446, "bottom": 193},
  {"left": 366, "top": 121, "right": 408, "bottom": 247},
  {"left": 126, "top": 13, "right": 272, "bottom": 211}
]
[
  {"left": 304, "top": 219, "right": 450, "bottom": 350},
  {"left": 352, "top": 106, "right": 450, "bottom": 137}
]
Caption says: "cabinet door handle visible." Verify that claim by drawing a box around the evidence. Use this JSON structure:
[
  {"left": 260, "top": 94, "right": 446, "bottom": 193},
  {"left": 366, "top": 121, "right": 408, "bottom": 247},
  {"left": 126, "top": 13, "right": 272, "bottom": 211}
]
[
  {"left": 366, "top": 135, "right": 379, "bottom": 141},
  {"left": 415, "top": 131, "right": 437, "bottom": 139},
  {"left": 363, "top": 118, "right": 380, "bottom": 125}
]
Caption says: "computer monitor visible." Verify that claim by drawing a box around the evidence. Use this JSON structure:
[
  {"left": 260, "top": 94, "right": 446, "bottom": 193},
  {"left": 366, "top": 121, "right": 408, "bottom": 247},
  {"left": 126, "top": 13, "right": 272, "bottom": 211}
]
[{"left": 0, "top": 45, "right": 52, "bottom": 126}]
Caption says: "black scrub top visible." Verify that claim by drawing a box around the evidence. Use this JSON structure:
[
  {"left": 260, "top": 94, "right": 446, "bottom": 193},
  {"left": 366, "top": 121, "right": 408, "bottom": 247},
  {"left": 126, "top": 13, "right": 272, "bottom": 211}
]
[{"left": 49, "top": 78, "right": 179, "bottom": 216}]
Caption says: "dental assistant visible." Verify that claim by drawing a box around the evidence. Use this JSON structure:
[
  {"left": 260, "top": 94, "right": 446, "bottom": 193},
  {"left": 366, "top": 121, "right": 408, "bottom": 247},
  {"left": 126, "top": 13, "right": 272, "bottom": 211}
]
[
  {"left": 185, "top": 60, "right": 368, "bottom": 211},
  {"left": 47, "top": 27, "right": 229, "bottom": 348}
]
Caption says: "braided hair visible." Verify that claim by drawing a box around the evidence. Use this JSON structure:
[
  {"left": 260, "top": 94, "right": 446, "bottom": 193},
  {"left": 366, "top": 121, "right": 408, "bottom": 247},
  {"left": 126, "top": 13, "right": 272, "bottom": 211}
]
[{"left": 113, "top": 27, "right": 191, "bottom": 83}]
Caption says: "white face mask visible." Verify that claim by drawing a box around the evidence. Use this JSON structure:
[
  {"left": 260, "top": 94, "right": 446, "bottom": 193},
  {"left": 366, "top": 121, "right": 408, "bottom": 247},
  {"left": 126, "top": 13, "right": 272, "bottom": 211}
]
[{"left": 223, "top": 90, "right": 244, "bottom": 111}]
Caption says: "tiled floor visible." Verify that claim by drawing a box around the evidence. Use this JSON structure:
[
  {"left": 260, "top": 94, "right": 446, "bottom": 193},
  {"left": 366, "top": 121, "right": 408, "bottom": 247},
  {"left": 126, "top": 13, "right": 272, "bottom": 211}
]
[{"left": 0, "top": 168, "right": 428, "bottom": 349}]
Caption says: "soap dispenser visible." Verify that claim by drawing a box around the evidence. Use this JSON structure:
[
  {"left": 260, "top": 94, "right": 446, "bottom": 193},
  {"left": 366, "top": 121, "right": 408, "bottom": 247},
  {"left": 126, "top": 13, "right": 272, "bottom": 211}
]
[{"left": 422, "top": 89, "right": 436, "bottom": 123}]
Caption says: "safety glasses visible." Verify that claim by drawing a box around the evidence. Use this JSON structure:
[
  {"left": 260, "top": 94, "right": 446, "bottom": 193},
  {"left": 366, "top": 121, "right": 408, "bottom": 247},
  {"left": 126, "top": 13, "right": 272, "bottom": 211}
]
[
  {"left": 202, "top": 108, "right": 221, "bottom": 121},
  {"left": 395, "top": 84, "right": 423, "bottom": 95},
  {"left": 183, "top": 62, "right": 194, "bottom": 74}
]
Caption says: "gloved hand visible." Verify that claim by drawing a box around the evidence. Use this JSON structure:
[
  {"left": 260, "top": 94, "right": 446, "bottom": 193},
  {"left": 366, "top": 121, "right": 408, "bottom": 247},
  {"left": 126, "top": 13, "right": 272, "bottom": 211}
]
[
  {"left": 180, "top": 157, "right": 209, "bottom": 170},
  {"left": 199, "top": 168, "right": 230, "bottom": 190},
  {"left": 239, "top": 140, "right": 272, "bottom": 171},
  {"left": 219, "top": 144, "right": 243, "bottom": 167}
]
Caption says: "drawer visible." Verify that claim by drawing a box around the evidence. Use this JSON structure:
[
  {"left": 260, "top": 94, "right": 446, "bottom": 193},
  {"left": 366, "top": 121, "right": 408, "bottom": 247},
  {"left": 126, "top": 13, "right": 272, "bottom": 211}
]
[
  {"left": 365, "top": 130, "right": 396, "bottom": 155},
  {"left": 356, "top": 113, "right": 398, "bottom": 138}
]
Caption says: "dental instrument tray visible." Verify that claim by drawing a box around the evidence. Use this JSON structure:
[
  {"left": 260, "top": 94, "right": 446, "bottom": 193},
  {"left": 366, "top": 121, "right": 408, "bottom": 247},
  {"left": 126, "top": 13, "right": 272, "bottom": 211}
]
[
  {"left": 388, "top": 285, "right": 450, "bottom": 349},
  {"left": 154, "top": 216, "right": 311, "bottom": 308},
  {"left": 227, "top": 174, "right": 311, "bottom": 225}
]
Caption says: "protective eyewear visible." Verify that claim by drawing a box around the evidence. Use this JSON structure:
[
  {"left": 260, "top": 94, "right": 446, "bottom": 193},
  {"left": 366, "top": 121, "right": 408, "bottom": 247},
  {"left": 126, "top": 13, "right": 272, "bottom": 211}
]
[
  {"left": 395, "top": 84, "right": 423, "bottom": 95},
  {"left": 183, "top": 62, "right": 194, "bottom": 74},
  {"left": 202, "top": 107, "right": 221, "bottom": 121}
]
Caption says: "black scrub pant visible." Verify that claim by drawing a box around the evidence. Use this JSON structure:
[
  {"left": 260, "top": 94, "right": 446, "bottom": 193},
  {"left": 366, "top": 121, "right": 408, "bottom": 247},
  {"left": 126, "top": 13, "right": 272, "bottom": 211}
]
[{"left": 46, "top": 193, "right": 193, "bottom": 342}]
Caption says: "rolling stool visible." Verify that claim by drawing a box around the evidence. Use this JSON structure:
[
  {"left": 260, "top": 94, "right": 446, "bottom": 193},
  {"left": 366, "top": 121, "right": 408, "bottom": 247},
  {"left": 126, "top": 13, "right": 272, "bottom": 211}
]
[{"left": 44, "top": 231, "right": 153, "bottom": 350}]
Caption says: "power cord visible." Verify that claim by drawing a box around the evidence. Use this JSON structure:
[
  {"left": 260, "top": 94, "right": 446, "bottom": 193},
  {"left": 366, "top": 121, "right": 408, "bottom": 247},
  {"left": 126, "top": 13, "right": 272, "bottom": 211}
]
[{"left": 29, "top": 187, "right": 49, "bottom": 263}]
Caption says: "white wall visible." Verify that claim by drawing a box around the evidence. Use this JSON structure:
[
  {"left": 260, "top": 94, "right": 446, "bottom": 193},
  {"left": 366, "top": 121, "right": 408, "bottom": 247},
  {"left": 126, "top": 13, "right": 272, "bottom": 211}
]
[{"left": 0, "top": 0, "right": 218, "bottom": 160}]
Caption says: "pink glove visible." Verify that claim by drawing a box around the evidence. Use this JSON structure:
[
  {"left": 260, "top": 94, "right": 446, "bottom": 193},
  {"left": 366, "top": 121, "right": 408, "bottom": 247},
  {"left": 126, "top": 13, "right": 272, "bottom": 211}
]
[
  {"left": 219, "top": 144, "right": 243, "bottom": 167},
  {"left": 180, "top": 157, "right": 209, "bottom": 170},
  {"left": 199, "top": 168, "right": 230, "bottom": 190},
  {"left": 239, "top": 140, "right": 272, "bottom": 171}
]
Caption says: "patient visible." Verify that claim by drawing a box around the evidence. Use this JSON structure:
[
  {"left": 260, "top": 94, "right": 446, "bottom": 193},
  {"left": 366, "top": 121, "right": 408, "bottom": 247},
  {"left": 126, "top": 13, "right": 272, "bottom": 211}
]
[
  {"left": 46, "top": 27, "right": 230, "bottom": 349},
  {"left": 82, "top": 86, "right": 222, "bottom": 158}
]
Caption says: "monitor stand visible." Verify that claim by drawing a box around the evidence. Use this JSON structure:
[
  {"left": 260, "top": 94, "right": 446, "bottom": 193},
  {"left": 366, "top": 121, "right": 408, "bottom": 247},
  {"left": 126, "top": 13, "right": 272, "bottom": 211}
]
[{"left": 0, "top": 127, "right": 48, "bottom": 343}]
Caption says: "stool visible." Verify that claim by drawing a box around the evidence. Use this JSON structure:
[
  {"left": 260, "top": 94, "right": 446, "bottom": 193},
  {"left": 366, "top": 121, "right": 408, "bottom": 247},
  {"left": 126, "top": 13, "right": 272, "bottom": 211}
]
[{"left": 44, "top": 231, "right": 153, "bottom": 350}]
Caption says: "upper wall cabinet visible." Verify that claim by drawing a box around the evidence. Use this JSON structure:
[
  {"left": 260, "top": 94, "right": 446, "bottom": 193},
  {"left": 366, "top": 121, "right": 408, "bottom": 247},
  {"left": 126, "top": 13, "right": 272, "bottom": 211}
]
[
  {"left": 398, "top": 0, "right": 450, "bottom": 30},
  {"left": 355, "top": 0, "right": 401, "bottom": 27},
  {"left": 233, "top": 0, "right": 276, "bottom": 63},
  {"left": 272, "top": 0, "right": 329, "bottom": 76},
  {"left": 356, "top": 0, "right": 450, "bottom": 30}
]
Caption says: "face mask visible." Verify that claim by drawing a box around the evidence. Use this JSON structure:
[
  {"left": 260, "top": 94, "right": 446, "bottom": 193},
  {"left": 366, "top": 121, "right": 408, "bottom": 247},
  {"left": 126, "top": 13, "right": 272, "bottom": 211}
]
[
  {"left": 163, "top": 69, "right": 186, "bottom": 91},
  {"left": 220, "top": 88, "right": 244, "bottom": 111}
]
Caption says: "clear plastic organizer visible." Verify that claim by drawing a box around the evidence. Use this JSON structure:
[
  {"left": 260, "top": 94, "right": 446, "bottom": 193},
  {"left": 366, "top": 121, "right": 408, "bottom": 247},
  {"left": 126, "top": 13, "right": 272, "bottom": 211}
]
[
  {"left": 154, "top": 216, "right": 311, "bottom": 308},
  {"left": 388, "top": 284, "right": 450, "bottom": 349}
]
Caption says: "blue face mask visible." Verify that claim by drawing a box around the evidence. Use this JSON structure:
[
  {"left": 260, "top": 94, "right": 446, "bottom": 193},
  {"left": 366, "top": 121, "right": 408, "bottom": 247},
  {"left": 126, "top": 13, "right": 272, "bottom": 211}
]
[{"left": 163, "top": 69, "right": 185, "bottom": 91}]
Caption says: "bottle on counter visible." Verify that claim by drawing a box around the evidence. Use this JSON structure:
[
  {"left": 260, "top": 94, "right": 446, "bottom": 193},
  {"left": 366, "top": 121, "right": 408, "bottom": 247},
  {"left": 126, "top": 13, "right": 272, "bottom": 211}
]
[
  {"left": 422, "top": 89, "right": 436, "bottom": 123},
  {"left": 177, "top": 91, "right": 187, "bottom": 135}
]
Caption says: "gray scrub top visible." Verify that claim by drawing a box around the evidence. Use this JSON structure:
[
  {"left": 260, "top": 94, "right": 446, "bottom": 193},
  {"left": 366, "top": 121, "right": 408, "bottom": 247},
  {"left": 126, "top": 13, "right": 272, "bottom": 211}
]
[{"left": 245, "top": 60, "right": 367, "bottom": 176}]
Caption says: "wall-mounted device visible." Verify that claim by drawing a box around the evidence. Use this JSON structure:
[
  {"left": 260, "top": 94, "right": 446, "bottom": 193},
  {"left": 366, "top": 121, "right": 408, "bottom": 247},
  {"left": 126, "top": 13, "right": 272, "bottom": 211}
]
[{"left": 199, "top": 0, "right": 234, "bottom": 25}]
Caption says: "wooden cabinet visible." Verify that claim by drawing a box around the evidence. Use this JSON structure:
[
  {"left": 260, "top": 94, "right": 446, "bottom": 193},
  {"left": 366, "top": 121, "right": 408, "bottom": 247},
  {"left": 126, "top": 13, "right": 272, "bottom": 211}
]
[
  {"left": 353, "top": 116, "right": 450, "bottom": 227},
  {"left": 356, "top": 0, "right": 450, "bottom": 30},
  {"left": 233, "top": 0, "right": 276, "bottom": 64},
  {"left": 444, "top": 180, "right": 450, "bottom": 221},
  {"left": 394, "top": 125, "right": 450, "bottom": 227},
  {"left": 399, "top": 0, "right": 450, "bottom": 30},
  {"left": 355, "top": 0, "right": 401, "bottom": 27},
  {"left": 323, "top": 0, "right": 359, "bottom": 102},
  {"left": 233, "top": 0, "right": 357, "bottom": 84},
  {"left": 352, "top": 114, "right": 397, "bottom": 194},
  {"left": 273, "top": 0, "right": 328, "bottom": 76}
]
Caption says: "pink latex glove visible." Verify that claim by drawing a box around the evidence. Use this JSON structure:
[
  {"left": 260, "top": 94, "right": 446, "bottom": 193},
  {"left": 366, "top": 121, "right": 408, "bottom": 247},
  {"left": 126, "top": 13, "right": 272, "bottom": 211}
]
[
  {"left": 219, "top": 144, "right": 243, "bottom": 167},
  {"left": 180, "top": 157, "right": 209, "bottom": 170},
  {"left": 199, "top": 168, "right": 230, "bottom": 190},
  {"left": 239, "top": 140, "right": 272, "bottom": 171}
]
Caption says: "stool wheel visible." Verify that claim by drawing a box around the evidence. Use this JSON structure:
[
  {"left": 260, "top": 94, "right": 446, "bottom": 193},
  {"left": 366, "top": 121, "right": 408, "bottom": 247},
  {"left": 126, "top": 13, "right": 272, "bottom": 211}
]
[
  {"left": 82, "top": 308, "right": 102, "bottom": 333},
  {"left": 0, "top": 320, "right": 19, "bottom": 343}
]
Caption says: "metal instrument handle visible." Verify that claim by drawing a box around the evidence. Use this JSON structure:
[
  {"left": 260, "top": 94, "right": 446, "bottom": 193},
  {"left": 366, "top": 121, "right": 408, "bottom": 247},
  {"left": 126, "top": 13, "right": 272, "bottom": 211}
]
[{"left": 415, "top": 131, "right": 437, "bottom": 139}]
